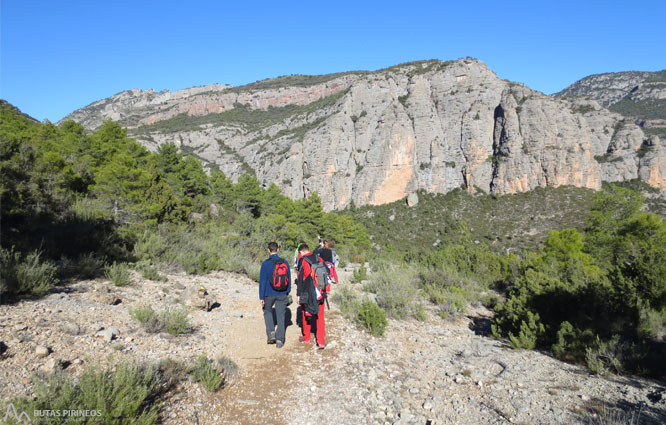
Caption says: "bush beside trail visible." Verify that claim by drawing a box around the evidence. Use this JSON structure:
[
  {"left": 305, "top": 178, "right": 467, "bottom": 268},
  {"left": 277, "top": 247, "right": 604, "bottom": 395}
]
[{"left": 491, "top": 187, "right": 666, "bottom": 377}]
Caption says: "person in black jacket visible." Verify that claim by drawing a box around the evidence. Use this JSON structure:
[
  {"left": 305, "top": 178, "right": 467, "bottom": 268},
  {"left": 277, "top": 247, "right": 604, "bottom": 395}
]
[
  {"left": 317, "top": 239, "right": 334, "bottom": 263},
  {"left": 296, "top": 243, "right": 326, "bottom": 348},
  {"left": 312, "top": 237, "right": 325, "bottom": 258}
]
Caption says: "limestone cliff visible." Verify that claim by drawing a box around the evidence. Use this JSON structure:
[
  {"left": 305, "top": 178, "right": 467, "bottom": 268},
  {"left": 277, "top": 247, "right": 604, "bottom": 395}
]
[{"left": 61, "top": 59, "right": 666, "bottom": 210}]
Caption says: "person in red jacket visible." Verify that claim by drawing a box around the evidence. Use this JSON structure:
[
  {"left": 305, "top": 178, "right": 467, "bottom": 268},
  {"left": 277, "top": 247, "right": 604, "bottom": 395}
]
[{"left": 296, "top": 243, "right": 326, "bottom": 349}]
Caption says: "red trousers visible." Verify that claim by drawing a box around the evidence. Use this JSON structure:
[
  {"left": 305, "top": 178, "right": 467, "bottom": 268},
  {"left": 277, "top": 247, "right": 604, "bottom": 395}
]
[{"left": 302, "top": 303, "right": 325, "bottom": 345}]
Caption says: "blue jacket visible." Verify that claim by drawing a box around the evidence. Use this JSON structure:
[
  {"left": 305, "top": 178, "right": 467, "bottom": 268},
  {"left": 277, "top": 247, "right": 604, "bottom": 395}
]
[{"left": 259, "top": 254, "right": 291, "bottom": 300}]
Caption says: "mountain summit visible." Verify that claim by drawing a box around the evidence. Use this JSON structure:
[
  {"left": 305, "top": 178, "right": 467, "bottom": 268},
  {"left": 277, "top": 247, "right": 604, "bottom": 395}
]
[{"left": 62, "top": 59, "right": 666, "bottom": 210}]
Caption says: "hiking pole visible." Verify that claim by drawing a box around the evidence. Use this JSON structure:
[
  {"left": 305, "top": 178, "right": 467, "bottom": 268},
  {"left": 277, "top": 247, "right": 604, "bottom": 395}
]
[{"left": 325, "top": 293, "right": 330, "bottom": 310}]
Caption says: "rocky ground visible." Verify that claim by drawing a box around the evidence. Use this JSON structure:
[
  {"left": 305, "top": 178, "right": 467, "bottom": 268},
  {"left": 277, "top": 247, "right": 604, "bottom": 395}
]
[{"left": 1, "top": 267, "right": 665, "bottom": 425}]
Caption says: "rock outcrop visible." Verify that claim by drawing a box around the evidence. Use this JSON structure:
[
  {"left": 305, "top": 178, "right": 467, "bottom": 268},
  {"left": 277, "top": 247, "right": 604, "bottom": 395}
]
[
  {"left": 556, "top": 69, "right": 666, "bottom": 139},
  {"left": 556, "top": 71, "right": 654, "bottom": 107},
  {"left": 61, "top": 59, "right": 666, "bottom": 210}
]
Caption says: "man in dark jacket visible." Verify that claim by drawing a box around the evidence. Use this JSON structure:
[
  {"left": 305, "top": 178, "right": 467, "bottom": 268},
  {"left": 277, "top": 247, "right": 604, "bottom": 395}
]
[
  {"left": 297, "top": 243, "right": 327, "bottom": 349},
  {"left": 259, "top": 242, "right": 291, "bottom": 348}
]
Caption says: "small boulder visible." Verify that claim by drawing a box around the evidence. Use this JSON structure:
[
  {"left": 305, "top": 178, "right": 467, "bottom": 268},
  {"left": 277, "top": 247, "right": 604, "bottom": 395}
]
[
  {"left": 35, "top": 345, "right": 50, "bottom": 357},
  {"left": 190, "top": 212, "right": 204, "bottom": 222},
  {"left": 42, "top": 357, "right": 63, "bottom": 373},
  {"left": 208, "top": 203, "right": 220, "bottom": 218},
  {"left": 61, "top": 322, "right": 82, "bottom": 335},
  {"left": 406, "top": 192, "right": 419, "bottom": 207},
  {"left": 89, "top": 292, "right": 121, "bottom": 305},
  {"left": 95, "top": 327, "right": 120, "bottom": 343}
]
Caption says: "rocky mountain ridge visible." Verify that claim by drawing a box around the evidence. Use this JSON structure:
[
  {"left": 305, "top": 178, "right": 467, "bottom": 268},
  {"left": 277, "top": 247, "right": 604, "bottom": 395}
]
[
  {"left": 556, "top": 71, "right": 655, "bottom": 108},
  {"left": 61, "top": 59, "right": 666, "bottom": 211},
  {"left": 556, "top": 69, "right": 666, "bottom": 139}
]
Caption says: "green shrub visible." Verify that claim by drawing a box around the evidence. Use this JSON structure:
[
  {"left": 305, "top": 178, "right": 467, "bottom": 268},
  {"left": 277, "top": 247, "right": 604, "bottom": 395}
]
[
  {"left": 0, "top": 248, "right": 57, "bottom": 297},
  {"left": 192, "top": 355, "right": 224, "bottom": 392},
  {"left": 638, "top": 306, "right": 666, "bottom": 340},
  {"left": 136, "top": 261, "right": 167, "bottom": 281},
  {"left": 130, "top": 304, "right": 162, "bottom": 333},
  {"left": 478, "top": 291, "right": 500, "bottom": 309},
  {"left": 365, "top": 266, "right": 420, "bottom": 319},
  {"left": 413, "top": 303, "right": 427, "bottom": 321},
  {"left": 507, "top": 312, "right": 544, "bottom": 350},
  {"left": 245, "top": 262, "right": 261, "bottom": 283},
  {"left": 585, "top": 336, "right": 623, "bottom": 376},
  {"left": 161, "top": 307, "right": 192, "bottom": 336},
  {"left": 352, "top": 264, "right": 368, "bottom": 283},
  {"left": 357, "top": 300, "right": 388, "bottom": 336},
  {"left": 157, "top": 358, "right": 188, "bottom": 390},
  {"left": 75, "top": 253, "right": 106, "bottom": 279},
  {"left": 422, "top": 280, "right": 469, "bottom": 314},
  {"left": 551, "top": 321, "right": 597, "bottom": 362},
  {"left": 332, "top": 285, "right": 362, "bottom": 320},
  {"left": 3, "top": 362, "right": 160, "bottom": 425},
  {"left": 217, "top": 355, "right": 239, "bottom": 380},
  {"left": 130, "top": 305, "right": 191, "bottom": 335},
  {"left": 491, "top": 188, "right": 666, "bottom": 376},
  {"left": 105, "top": 262, "right": 131, "bottom": 286},
  {"left": 130, "top": 304, "right": 157, "bottom": 323}
]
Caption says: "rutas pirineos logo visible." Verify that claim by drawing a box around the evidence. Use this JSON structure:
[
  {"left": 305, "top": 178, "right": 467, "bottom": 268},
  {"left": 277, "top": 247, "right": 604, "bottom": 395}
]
[{"left": 2, "top": 403, "right": 30, "bottom": 423}]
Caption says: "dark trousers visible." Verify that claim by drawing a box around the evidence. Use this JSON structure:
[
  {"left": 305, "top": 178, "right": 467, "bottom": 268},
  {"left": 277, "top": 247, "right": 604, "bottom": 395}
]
[{"left": 263, "top": 294, "right": 288, "bottom": 342}]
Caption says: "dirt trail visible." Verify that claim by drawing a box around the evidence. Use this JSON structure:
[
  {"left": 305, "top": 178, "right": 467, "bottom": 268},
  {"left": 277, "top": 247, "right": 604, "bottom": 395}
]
[
  {"left": 158, "top": 269, "right": 348, "bottom": 425},
  {"left": 208, "top": 271, "right": 350, "bottom": 425}
]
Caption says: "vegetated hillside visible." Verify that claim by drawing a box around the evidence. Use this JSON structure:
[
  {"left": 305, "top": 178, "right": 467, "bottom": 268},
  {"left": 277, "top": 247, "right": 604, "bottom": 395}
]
[
  {"left": 0, "top": 100, "right": 369, "bottom": 301},
  {"left": 346, "top": 181, "right": 666, "bottom": 255},
  {"left": 557, "top": 69, "right": 666, "bottom": 139},
  {"left": 60, "top": 59, "right": 666, "bottom": 210}
]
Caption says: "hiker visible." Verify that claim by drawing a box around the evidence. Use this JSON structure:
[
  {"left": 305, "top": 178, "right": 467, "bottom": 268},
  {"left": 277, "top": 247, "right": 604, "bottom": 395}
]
[
  {"left": 318, "top": 239, "right": 339, "bottom": 284},
  {"left": 312, "top": 237, "right": 325, "bottom": 258},
  {"left": 259, "top": 242, "right": 291, "bottom": 349},
  {"left": 296, "top": 243, "right": 330, "bottom": 349},
  {"left": 293, "top": 241, "right": 306, "bottom": 271}
]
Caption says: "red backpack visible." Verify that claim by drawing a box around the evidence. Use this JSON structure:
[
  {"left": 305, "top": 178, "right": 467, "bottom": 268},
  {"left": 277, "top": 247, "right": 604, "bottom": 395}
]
[{"left": 270, "top": 259, "right": 290, "bottom": 291}]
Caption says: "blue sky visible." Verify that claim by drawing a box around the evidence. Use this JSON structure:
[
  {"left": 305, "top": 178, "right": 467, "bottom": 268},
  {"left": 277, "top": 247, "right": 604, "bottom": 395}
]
[{"left": 1, "top": 0, "right": 664, "bottom": 122}]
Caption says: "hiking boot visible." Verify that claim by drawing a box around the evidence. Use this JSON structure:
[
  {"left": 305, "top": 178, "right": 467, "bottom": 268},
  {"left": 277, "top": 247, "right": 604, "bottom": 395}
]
[
  {"left": 317, "top": 343, "right": 326, "bottom": 350},
  {"left": 276, "top": 341, "right": 284, "bottom": 349},
  {"left": 267, "top": 331, "right": 276, "bottom": 344},
  {"left": 298, "top": 336, "right": 310, "bottom": 344}
]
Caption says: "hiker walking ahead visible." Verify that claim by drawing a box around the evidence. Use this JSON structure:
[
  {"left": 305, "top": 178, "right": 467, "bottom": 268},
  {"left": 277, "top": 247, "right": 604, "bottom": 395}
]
[
  {"left": 297, "top": 243, "right": 330, "bottom": 349},
  {"left": 317, "top": 239, "right": 339, "bottom": 283},
  {"left": 260, "top": 242, "right": 291, "bottom": 349},
  {"left": 312, "top": 237, "right": 325, "bottom": 258},
  {"left": 293, "top": 241, "right": 306, "bottom": 271}
]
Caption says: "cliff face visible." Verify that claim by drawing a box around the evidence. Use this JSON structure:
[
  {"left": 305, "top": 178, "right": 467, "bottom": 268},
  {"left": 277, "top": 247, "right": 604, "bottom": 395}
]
[{"left": 61, "top": 59, "right": 665, "bottom": 210}]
